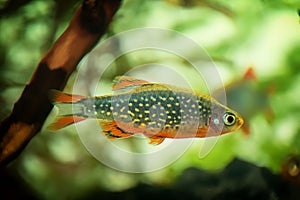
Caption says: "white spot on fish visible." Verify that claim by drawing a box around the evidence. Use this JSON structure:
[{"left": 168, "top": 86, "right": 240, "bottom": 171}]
[{"left": 214, "top": 118, "right": 220, "bottom": 125}]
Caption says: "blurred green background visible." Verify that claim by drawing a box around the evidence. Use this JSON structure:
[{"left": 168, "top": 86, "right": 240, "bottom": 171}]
[{"left": 1, "top": 0, "right": 300, "bottom": 199}]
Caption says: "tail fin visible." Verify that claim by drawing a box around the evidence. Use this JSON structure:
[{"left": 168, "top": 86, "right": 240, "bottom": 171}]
[
  {"left": 48, "top": 90, "right": 87, "bottom": 130},
  {"left": 49, "top": 89, "right": 86, "bottom": 103},
  {"left": 48, "top": 115, "right": 86, "bottom": 131}
]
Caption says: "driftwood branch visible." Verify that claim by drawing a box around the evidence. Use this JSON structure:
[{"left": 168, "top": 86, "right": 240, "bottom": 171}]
[{"left": 0, "top": 0, "right": 122, "bottom": 167}]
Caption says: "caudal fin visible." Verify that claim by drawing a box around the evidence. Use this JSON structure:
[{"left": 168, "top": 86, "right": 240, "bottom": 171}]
[
  {"left": 48, "top": 90, "right": 87, "bottom": 131},
  {"left": 49, "top": 89, "right": 85, "bottom": 103},
  {"left": 48, "top": 115, "right": 86, "bottom": 131}
]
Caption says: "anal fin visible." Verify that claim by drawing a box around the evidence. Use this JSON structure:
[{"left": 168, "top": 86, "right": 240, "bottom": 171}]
[{"left": 100, "top": 120, "right": 133, "bottom": 140}]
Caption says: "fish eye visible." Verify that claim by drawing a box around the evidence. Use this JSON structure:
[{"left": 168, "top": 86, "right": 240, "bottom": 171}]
[{"left": 223, "top": 112, "right": 236, "bottom": 126}]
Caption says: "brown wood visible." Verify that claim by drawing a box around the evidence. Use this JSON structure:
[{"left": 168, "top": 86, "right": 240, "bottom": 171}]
[{"left": 0, "top": 0, "right": 122, "bottom": 167}]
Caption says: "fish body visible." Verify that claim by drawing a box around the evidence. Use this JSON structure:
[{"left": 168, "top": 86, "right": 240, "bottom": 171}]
[{"left": 49, "top": 76, "right": 243, "bottom": 144}]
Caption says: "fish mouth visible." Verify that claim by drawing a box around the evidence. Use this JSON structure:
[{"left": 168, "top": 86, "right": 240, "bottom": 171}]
[{"left": 237, "top": 117, "right": 244, "bottom": 128}]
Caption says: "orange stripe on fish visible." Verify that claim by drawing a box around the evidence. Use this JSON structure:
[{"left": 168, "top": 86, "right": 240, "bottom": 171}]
[
  {"left": 100, "top": 120, "right": 133, "bottom": 139},
  {"left": 99, "top": 120, "right": 167, "bottom": 145},
  {"left": 48, "top": 115, "right": 86, "bottom": 130},
  {"left": 112, "top": 76, "right": 151, "bottom": 91},
  {"left": 99, "top": 120, "right": 211, "bottom": 145},
  {"left": 49, "top": 89, "right": 85, "bottom": 103}
]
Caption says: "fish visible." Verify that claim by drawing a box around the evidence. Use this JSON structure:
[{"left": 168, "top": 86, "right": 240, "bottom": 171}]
[
  {"left": 212, "top": 66, "right": 274, "bottom": 135},
  {"left": 48, "top": 76, "right": 244, "bottom": 145}
]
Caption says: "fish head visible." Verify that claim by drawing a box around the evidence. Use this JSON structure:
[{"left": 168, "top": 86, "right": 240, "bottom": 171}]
[
  {"left": 207, "top": 103, "right": 244, "bottom": 136},
  {"left": 211, "top": 66, "right": 274, "bottom": 136},
  {"left": 220, "top": 110, "right": 244, "bottom": 134}
]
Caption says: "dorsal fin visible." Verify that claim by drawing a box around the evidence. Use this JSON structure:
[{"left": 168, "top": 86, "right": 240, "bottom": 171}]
[{"left": 112, "top": 76, "right": 150, "bottom": 91}]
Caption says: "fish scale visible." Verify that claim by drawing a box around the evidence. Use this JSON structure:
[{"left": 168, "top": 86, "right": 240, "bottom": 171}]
[
  {"left": 84, "top": 91, "right": 203, "bottom": 124},
  {"left": 79, "top": 90, "right": 211, "bottom": 131},
  {"left": 49, "top": 76, "right": 244, "bottom": 145}
]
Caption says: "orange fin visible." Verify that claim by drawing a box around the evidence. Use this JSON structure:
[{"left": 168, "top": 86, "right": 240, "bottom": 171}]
[
  {"left": 49, "top": 89, "right": 86, "bottom": 103},
  {"left": 149, "top": 136, "right": 165, "bottom": 145},
  {"left": 100, "top": 120, "right": 133, "bottom": 139},
  {"left": 112, "top": 76, "right": 150, "bottom": 91},
  {"left": 243, "top": 66, "right": 257, "bottom": 81},
  {"left": 48, "top": 116, "right": 86, "bottom": 131}
]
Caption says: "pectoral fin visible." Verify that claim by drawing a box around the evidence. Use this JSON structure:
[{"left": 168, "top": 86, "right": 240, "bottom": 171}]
[{"left": 148, "top": 136, "right": 165, "bottom": 145}]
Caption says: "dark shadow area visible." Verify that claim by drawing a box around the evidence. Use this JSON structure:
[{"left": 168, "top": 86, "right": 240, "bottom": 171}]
[{"left": 84, "top": 159, "right": 300, "bottom": 200}]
